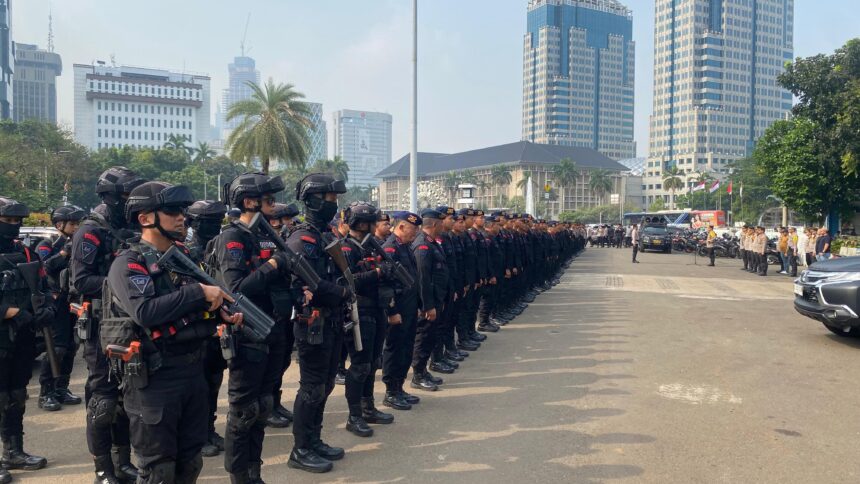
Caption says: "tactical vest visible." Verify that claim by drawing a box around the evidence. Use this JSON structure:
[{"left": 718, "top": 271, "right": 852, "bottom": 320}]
[{"left": 0, "top": 243, "right": 34, "bottom": 351}]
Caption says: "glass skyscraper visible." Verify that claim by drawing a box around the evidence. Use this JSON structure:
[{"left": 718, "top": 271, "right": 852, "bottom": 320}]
[
  {"left": 305, "top": 102, "right": 327, "bottom": 165},
  {"left": 218, "top": 56, "right": 260, "bottom": 142},
  {"left": 0, "top": 0, "right": 13, "bottom": 120},
  {"left": 334, "top": 109, "right": 392, "bottom": 188},
  {"left": 13, "top": 44, "right": 62, "bottom": 124},
  {"left": 523, "top": 0, "right": 636, "bottom": 160},
  {"left": 644, "top": 0, "right": 794, "bottom": 205}
]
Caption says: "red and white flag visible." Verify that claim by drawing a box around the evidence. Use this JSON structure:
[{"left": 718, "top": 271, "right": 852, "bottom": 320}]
[
  {"left": 691, "top": 182, "right": 706, "bottom": 192},
  {"left": 709, "top": 181, "right": 720, "bottom": 193},
  {"left": 727, "top": 180, "right": 733, "bottom": 195}
]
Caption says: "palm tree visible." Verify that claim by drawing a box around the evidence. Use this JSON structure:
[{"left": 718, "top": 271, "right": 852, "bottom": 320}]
[
  {"left": 443, "top": 171, "right": 461, "bottom": 205},
  {"left": 662, "top": 166, "right": 685, "bottom": 209},
  {"left": 489, "top": 165, "right": 512, "bottom": 208},
  {"left": 588, "top": 169, "right": 613, "bottom": 205},
  {"left": 226, "top": 78, "right": 313, "bottom": 174},
  {"left": 192, "top": 142, "right": 216, "bottom": 165},
  {"left": 516, "top": 170, "right": 533, "bottom": 198},
  {"left": 552, "top": 158, "right": 578, "bottom": 214},
  {"left": 311, "top": 156, "right": 350, "bottom": 182},
  {"left": 164, "top": 134, "right": 191, "bottom": 155}
]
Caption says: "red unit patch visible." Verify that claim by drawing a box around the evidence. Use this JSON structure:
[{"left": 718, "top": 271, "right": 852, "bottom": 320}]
[
  {"left": 226, "top": 241, "right": 244, "bottom": 250},
  {"left": 383, "top": 247, "right": 396, "bottom": 253},
  {"left": 300, "top": 235, "right": 317, "bottom": 244},
  {"left": 259, "top": 249, "right": 272, "bottom": 259},
  {"left": 419, "top": 245, "right": 429, "bottom": 250},
  {"left": 84, "top": 233, "right": 101, "bottom": 245},
  {"left": 127, "top": 263, "right": 149, "bottom": 274}
]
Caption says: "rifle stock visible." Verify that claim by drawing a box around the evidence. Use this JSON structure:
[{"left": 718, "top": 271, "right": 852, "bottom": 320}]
[
  {"left": 156, "top": 245, "right": 276, "bottom": 342},
  {"left": 17, "top": 262, "right": 60, "bottom": 378},
  {"left": 359, "top": 234, "right": 415, "bottom": 288},
  {"left": 323, "top": 239, "right": 363, "bottom": 352}
]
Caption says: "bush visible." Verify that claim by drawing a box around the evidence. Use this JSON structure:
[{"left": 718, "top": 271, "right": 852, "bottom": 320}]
[{"left": 24, "top": 212, "right": 51, "bottom": 227}]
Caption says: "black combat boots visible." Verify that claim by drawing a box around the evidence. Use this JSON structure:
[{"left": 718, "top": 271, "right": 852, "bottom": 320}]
[
  {"left": 1, "top": 435, "right": 47, "bottom": 471},
  {"left": 361, "top": 397, "right": 394, "bottom": 424}
]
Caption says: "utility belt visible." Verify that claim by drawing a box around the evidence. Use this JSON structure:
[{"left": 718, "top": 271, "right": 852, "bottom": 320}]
[
  {"left": 297, "top": 306, "right": 336, "bottom": 346},
  {"left": 217, "top": 323, "right": 269, "bottom": 362},
  {"left": 106, "top": 341, "right": 205, "bottom": 390}
]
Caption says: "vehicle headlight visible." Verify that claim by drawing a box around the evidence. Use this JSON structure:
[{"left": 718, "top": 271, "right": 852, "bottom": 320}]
[{"left": 820, "top": 272, "right": 860, "bottom": 282}]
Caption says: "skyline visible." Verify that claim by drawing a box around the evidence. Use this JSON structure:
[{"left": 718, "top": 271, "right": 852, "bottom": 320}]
[{"left": 12, "top": 0, "right": 859, "bottom": 161}]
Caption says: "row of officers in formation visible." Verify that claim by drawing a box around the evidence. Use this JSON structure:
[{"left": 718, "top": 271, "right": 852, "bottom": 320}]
[{"left": 0, "top": 166, "right": 586, "bottom": 484}]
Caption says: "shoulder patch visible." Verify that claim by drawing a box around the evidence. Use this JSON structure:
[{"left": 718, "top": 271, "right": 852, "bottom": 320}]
[
  {"left": 127, "top": 263, "right": 149, "bottom": 274},
  {"left": 303, "top": 243, "right": 317, "bottom": 257},
  {"left": 419, "top": 245, "right": 429, "bottom": 250},
  {"left": 301, "top": 235, "right": 317, "bottom": 244},
  {"left": 84, "top": 232, "right": 101, "bottom": 246},
  {"left": 81, "top": 241, "right": 97, "bottom": 258},
  {"left": 341, "top": 246, "right": 352, "bottom": 252},
  {"left": 37, "top": 246, "right": 51, "bottom": 256},
  {"left": 226, "top": 241, "right": 244, "bottom": 250},
  {"left": 383, "top": 247, "right": 396, "bottom": 253},
  {"left": 129, "top": 274, "right": 151, "bottom": 294}
]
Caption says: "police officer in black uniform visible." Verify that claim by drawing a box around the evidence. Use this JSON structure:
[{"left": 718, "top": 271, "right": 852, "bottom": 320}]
[
  {"left": 106, "top": 182, "right": 243, "bottom": 483},
  {"left": 184, "top": 200, "right": 230, "bottom": 459},
  {"left": 338, "top": 202, "right": 396, "bottom": 438},
  {"left": 285, "top": 173, "right": 351, "bottom": 473},
  {"left": 214, "top": 173, "right": 295, "bottom": 483},
  {"left": 0, "top": 197, "right": 54, "bottom": 484},
  {"left": 410, "top": 208, "right": 448, "bottom": 391},
  {"left": 264, "top": 202, "right": 302, "bottom": 430},
  {"left": 71, "top": 166, "right": 144, "bottom": 484},
  {"left": 431, "top": 206, "right": 465, "bottom": 367},
  {"left": 35, "top": 205, "right": 86, "bottom": 412},
  {"left": 381, "top": 211, "right": 422, "bottom": 410}
]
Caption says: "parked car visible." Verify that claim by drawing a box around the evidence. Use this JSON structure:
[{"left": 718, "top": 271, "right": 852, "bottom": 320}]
[
  {"left": 640, "top": 224, "right": 672, "bottom": 254},
  {"left": 794, "top": 256, "right": 860, "bottom": 337},
  {"left": 18, "top": 226, "right": 61, "bottom": 250}
]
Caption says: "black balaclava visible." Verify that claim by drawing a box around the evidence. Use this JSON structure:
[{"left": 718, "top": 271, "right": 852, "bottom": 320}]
[
  {"left": 304, "top": 194, "right": 338, "bottom": 231},
  {"left": 0, "top": 221, "right": 21, "bottom": 248},
  {"left": 191, "top": 219, "right": 222, "bottom": 245}
]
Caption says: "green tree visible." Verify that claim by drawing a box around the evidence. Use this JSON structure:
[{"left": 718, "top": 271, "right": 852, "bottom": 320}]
[
  {"left": 508, "top": 195, "right": 525, "bottom": 213},
  {"left": 648, "top": 197, "right": 666, "bottom": 212},
  {"left": 662, "top": 166, "right": 685, "bottom": 209},
  {"left": 588, "top": 169, "right": 613, "bottom": 205},
  {"left": 192, "top": 142, "right": 216, "bottom": 164},
  {"left": 490, "top": 165, "right": 512, "bottom": 208},
  {"left": 727, "top": 157, "right": 773, "bottom": 224},
  {"left": 226, "top": 78, "right": 313, "bottom": 174},
  {"left": 310, "top": 156, "right": 350, "bottom": 182},
  {"left": 163, "top": 134, "right": 192, "bottom": 158},
  {"left": 552, "top": 158, "right": 578, "bottom": 213},
  {"left": 443, "top": 171, "right": 461, "bottom": 205}
]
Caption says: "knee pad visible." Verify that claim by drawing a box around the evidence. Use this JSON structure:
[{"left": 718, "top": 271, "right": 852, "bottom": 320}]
[
  {"left": 144, "top": 459, "right": 176, "bottom": 484},
  {"left": 87, "top": 396, "right": 118, "bottom": 427},
  {"left": 298, "top": 383, "right": 326, "bottom": 405},
  {"left": 9, "top": 388, "right": 27, "bottom": 408},
  {"left": 348, "top": 362, "right": 372, "bottom": 382},
  {"left": 227, "top": 401, "right": 260, "bottom": 433},
  {"left": 175, "top": 454, "right": 203, "bottom": 484},
  {"left": 257, "top": 395, "right": 274, "bottom": 422}
]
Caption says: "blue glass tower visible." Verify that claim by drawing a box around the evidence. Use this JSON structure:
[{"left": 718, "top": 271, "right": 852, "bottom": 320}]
[{"left": 522, "top": 0, "right": 635, "bottom": 161}]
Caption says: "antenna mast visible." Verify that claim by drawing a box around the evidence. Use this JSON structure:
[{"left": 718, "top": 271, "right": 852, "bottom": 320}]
[
  {"left": 240, "top": 13, "right": 251, "bottom": 56},
  {"left": 47, "top": 7, "right": 54, "bottom": 52}
]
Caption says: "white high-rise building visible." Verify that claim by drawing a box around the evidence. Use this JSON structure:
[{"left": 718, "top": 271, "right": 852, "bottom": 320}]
[
  {"left": 523, "top": 0, "right": 636, "bottom": 160},
  {"left": 333, "top": 109, "right": 392, "bottom": 187},
  {"left": 218, "top": 56, "right": 260, "bottom": 142},
  {"left": 306, "top": 102, "right": 327, "bottom": 165},
  {"left": 13, "top": 43, "right": 62, "bottom": 124},
  {"left": 644, "top": 0, "right": 794, "bottom": 206},
  {"left": 73, "top": 63, "right": 211, "bottom": 151}
]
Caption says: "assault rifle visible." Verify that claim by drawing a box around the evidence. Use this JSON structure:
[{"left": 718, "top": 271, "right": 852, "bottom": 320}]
[
  {"left": 324, "top": 239, "right": 363, "bottom": 352},
  {"left": 156, "top": 245, "right": 276, "bottom": 342},
  {"left": 358, "top": 234, "right": 415, "bottom": 288},
  {"left": 247, "top": 213, "right": 320, "bottom": 292},
  {"left": 17, "top": 262, "right": 60, "bottom": 378}
]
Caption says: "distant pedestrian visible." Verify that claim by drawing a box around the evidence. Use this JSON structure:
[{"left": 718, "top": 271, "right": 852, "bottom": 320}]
[
  {"left": 631, "top": 224, "right": 640, "bottom": 263},
  {"left": 777, "top": 228, "right": 789, "bottom": 274},
  {"left": 787, "top": 227, "right": 799, "bottom": 277},
  {"left": 815, "top": 228, "right": 832, "bottom": 261}
]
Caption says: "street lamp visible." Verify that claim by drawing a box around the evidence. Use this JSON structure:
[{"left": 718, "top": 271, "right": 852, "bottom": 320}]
[{"left": 409, "top": 0, "right": 418, "bottom": 212}]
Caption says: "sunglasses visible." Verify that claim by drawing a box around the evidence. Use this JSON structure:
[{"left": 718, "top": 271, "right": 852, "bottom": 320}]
[{"left": 160, "top": 207, "right": 187, "bottom": 217}]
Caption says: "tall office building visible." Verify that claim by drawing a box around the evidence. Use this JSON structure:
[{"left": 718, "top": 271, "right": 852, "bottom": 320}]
[
  {"left": 523, "top": 0, "right": 636, "bottom": 160},
  {"left": 0, "top": 1, "right": 13, "bottom": 120},
  {"left": 218, "top": 55, "right": 260, "bottom": 141},
  {"left": 306, "top": 102, "right": 327, "bottom": 165},
  {"left": 333, "top": 109, "right": 392, "bottom": 187},
  {"left": 644, "top": 0, "right": 794, "bottom": 205},
  {"left": 73, "top": 63, "right": 211, "bottom": 150},
  {"left": 13, "top": 43, "right": 62, "bottom": 123}
]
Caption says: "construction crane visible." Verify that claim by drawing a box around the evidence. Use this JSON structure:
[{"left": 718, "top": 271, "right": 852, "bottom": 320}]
[{"left": 240, "top": 13, "right": 251, "bottom": 57}]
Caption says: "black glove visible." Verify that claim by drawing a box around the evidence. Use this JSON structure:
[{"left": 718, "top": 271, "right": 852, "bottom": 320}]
[
  {"left": 272, "top": 252, "right": 293, "bottom": 274},
  {"left": 32, "top": 307, "right": 56, "bottom": 329},
  {"left": 378, "top": 261, "right": 395, "bottom": 281}
]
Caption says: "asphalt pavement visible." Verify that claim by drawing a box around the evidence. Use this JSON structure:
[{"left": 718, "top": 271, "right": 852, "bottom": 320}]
[{"left": 12, "top": 246, "right": 860, "bottom": 483}]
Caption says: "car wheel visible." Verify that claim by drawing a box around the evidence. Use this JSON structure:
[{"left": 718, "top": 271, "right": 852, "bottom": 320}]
[{"left": 823, "top": 323, "right": 860, "bottom": 338}]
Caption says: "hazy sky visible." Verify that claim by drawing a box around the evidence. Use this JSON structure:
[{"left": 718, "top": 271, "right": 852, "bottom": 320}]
[{"left": 12, "top": 0, "right": 859, "bottom": 160}]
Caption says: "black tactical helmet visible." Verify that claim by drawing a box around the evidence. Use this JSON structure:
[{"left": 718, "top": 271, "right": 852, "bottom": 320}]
[
  {"left": 125, "top": 181, "right": 195, "bottom": 222},
  {"left": 223, "top": 172, "right": 285, "bottom": 208},
  {"left": 187, "top": 200, "right": 228, "bottom": 221},
  {"left": 96, "top": 166, "right": 145, "bottom": 203},
  {"left": 50, "top": 205, "right": 87, "bottom": 224},
  {"left": 295, "top": 173, "right": 347, "bottom": 202},
  {"left": 271, "top": 202, "right": 300, "bottom": 220},
  {"left": 0, "top": 197, "right": 29, "bottom": 218},
  {"left": 344, "top": 201, "right": 378, "bottom": 229}
]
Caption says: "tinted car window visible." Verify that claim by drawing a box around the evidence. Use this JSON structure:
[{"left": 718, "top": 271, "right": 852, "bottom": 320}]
[{"left": 643, "top": 226, "right": 667, "bottom": 235}]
